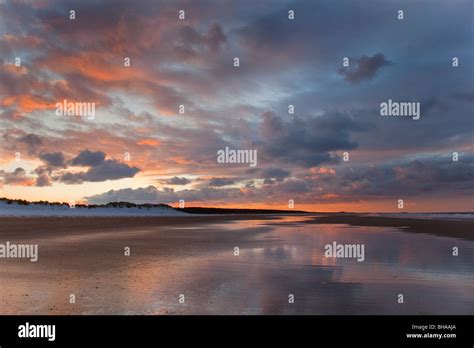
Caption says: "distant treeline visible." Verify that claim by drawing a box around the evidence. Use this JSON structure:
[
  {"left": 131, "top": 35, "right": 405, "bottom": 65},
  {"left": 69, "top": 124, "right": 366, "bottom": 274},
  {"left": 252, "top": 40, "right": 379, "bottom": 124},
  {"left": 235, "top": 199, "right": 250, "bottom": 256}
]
[
  {"left": 176, "top": 207, "right": 309, "bottom": 214},
  {"left": 0, "top": 198, "right": 173, "bottom": 209},
  {"left": 1, "top": 198, "right": 311, "bottom": 214}
]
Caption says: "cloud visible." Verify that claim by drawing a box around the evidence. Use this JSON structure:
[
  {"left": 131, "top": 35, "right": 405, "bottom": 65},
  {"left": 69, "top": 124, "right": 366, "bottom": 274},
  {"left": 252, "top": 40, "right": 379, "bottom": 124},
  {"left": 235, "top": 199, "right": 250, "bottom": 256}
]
[
  {"left": 260, "top": 111, "right": 365, "bottom": 167},
  {"left": 20, "top": 149, "right": 143, "bottom": 185},
  {"left": 83, "top": 154, "right": 474, "bottom": 206},
  {"left": 0, "top": 167, "right": 35, "bottom": 186},
  {"left": 338, "top": 53, "right": 391, "bottom": 84},
  {"left": 18, "top": 133, "right": 43, "bottom": 154},
  {"left": 177, "top": 23, "right": 227, "bottom": 54},
  {"left": 260, "top": 168, "right": 290, "bottom": 184},
  {"left": 35, "top": 173, "right": 51, "bottom": 187},
  {"left": 85, "top": 185, "right": 245, "bottom": 205},
  {"left": 279, "top": 179, "right": 311, "bottom": 193},
  {"left": 208, "top": 177, "right": 235, "bottom": 187},
  {"left": 69, "top": 150, "right": 106, "bottom": 166},
  {"left": 56, "top": 159, "right": 140, "bottom": 184},
  {"left": 205, "top": 23, "right": 227, "bottom": 52},
  {"left": 39, "top": 152, "right": 66, "bottom": 167},
  {"left": 322, "top": 156, "right": 474, "bottom": 201},
  {"left": 19, "top": 133, "right": 42, "bottom": 147},
  {"left": 162, "top": 176, "right": 192, "bottom": 185}
]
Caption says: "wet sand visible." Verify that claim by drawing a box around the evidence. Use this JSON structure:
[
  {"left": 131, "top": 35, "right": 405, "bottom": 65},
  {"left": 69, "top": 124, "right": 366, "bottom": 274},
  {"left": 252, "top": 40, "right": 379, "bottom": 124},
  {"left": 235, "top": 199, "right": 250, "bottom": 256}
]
[
  {"left": 0, "top": 215, "right": 279, "bottom": 314},
  {"left": 2, "top": 213, "right": 472, "bottom": 240},
  {"left": 0, "top": 214, "right": 473, "bottom": 314},
  {"left": 0, "top": 215, "right": 280, "bottom": 238},
  {"left": 308, "top": 215, "right": 474, "bottom": 241}
]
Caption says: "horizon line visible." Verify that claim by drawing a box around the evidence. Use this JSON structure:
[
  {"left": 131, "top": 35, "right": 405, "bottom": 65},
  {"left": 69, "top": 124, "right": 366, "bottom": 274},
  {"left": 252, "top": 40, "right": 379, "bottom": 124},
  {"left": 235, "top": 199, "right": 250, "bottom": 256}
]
[{"left": 1, "top": 197, "right": 473, "bottom": 215}]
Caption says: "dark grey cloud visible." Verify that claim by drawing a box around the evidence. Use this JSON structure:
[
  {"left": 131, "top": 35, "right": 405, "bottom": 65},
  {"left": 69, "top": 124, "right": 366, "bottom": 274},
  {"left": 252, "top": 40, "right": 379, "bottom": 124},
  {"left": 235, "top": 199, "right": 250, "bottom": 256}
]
[
  {"left": 237, "top": 8, "right": 294, "bottom": 51},
  {"left": 19, "top": 133, "right": 42, "bottom": 147},
  {"left": 325, "top": 156, "right": 474, "bottom": 200},
  {"left": 279, "top": 179, "right": 311, "bottom": 193},
  {"left": 351, "top": 96, "right": 473, "bottom": 152},
  {"left": 69, "top": 150, "right": 106, "bottom": 167},
  {"left": 177, "top": 23, "right": 226, "bottom": 55},
  {"left": 260, "top": 111, "right": 367, "bottom": 167},
  {"left": 260, "top": 168, "right": 290, "bottom": 185},
  {"left": 81, "top": 159, "right": 140, "bottom": 181},
  {"left": 56, "top": 159, "right": 140, "bottom": 184},
  {"left": 17, "top": 133, "right": 43, "bottom": 154},
  {"left": 208, "top": 177, "right": 235, "bottom": 187},
  {"left": 338, "top": 53, "right": 391, "bottom": 84},
  {"left": 163, "top": 176, "right": 192, "bottom": 185},
  {"left": 0, "top": 167, "right": 33, "bottom": 185},
  {"left": 39, "top": 152, "right": 66, "bottom": 168},
  {"left": 205, "top": 23, "right": 227, "bottom": 52},
  {"left": 36, "top": 173, "right": 52, "bottom": 187},
  {"left": 55, "top": 172, "right": 84, "bottom": 185}
]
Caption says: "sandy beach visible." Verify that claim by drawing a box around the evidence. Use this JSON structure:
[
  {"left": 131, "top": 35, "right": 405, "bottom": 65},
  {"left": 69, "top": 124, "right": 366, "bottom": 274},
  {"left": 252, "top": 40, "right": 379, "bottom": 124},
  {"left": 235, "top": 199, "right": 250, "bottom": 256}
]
[
  {"left": 0, "top": 214, "right": 473, "bottom": 315},
  {"left": 2, "top": 213, "right": 472, "bottom": 240},
  {"left": 308, "top": 214, "right": 474, "bottom": 241},
  {"left": 0, "top": 215, "right": 280, "bottom": 238}
]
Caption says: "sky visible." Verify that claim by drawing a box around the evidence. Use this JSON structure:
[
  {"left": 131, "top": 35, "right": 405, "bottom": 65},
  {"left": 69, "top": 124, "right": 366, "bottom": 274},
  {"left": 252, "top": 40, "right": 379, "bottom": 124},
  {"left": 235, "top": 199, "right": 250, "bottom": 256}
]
[{"left": 0, "top": 0, "right": 473, "bottom": 212}]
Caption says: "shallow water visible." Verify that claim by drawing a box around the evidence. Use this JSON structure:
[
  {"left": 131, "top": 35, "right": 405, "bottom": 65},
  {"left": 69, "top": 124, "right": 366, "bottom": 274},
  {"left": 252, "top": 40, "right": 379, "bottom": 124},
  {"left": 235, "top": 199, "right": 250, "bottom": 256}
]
[{"left": 0, "top": 216, "right": 473, "bottom": 314}]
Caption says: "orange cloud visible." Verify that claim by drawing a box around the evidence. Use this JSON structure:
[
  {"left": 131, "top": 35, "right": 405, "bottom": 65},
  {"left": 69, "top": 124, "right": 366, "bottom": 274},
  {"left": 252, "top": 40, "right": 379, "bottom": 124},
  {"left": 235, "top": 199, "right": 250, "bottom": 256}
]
[
  {"left": 169, "top": 156, "right": 191, "bottom": 165},
  {"left": 2, "top": 95, "right": 55, "bottom": 114},
  {"left": 38, "top": 51, "right": 145, "bottom": 82},
  {"left": 322, "top": 193, "right": 340, "bottom": 199},
  {"left": 2, "top": 34, "right": 42, "bottom": 48},
  {"left": 14, "top": 178, "right": 36, "bottom": 186},
  {"left": 137, "top": 139, "right": 160, "bottom": 146},
  {"left": 311, "top": 167, "right": 336, "bottom": 175},
  {"left": 3, "top": 64, "right": 28, "bottom": 74}
]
